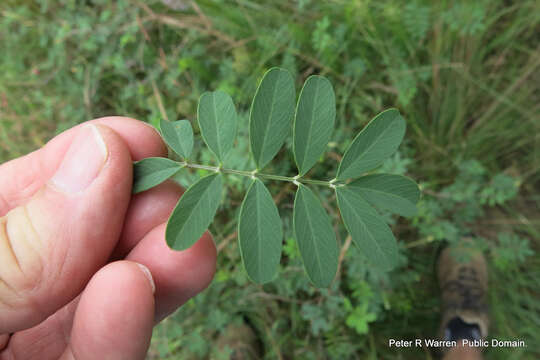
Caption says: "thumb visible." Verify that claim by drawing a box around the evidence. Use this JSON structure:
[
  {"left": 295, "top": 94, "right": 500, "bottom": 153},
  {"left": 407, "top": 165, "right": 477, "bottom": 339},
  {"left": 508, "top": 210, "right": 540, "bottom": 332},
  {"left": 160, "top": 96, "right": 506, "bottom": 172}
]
[{"left": 0, "top": 124, "right": 133, "bottom": 333}]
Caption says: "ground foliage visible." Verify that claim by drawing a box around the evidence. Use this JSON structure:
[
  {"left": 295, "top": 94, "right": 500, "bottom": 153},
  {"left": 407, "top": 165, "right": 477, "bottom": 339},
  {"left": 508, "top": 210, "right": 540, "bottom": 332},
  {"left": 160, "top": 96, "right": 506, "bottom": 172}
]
[{"left": 1, "top": 0, "right": 539, "bottom": 359}]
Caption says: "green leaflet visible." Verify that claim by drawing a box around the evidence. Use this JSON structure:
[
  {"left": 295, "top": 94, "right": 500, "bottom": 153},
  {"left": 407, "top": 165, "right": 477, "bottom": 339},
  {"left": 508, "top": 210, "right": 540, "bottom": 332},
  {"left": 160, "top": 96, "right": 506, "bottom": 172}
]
[
  {"left": 293, "top": 184, "right": 339, "bottom": 287},
  {"left": 160, "top": 119, "right": 194, "bottom": 159},
  {"left": 336, "top": 109, "right": 406, "bottom": 180},
  {"left": 130, "top": 68, "right": 421, "bottom": 287},
  {"left": 197, "top": 91, "right": 238, "bottom": 163},
  {"left": 133, "top": 157, "right": 183, "bottom": 194},
  {"left": 348, "top": 174, "right": 420, "bottom": 217},
  {"left": 166, "top": 173, "right": 223, "bottom": 250},
  {"left": 293, "top": 75, "right": 336, "bottom": 176},
  {"left": 250, "top": 67, "right": 295, "bottom": 170},
  {"left": 238, "top": 179, "right": 283, "bottom": 284},
  {"left": 336, "top": 186, "right": 398, "bottom": 271}
]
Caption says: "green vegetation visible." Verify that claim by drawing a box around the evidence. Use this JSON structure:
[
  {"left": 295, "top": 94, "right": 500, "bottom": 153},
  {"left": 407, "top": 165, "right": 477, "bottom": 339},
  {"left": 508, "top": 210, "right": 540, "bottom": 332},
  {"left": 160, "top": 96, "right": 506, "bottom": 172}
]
[{"left": 1, "top": 0, "right": 538, "bottom": 359}]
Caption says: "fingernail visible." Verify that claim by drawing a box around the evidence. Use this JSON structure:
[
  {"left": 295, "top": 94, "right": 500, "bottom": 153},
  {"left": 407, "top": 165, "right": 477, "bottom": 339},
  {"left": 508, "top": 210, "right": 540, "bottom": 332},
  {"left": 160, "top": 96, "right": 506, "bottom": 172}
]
[
  {"left": 50, "top": 124, "right": 108, "bottom": 193},
  {"left": 136, "top": 263, "right": 156, "bottom": 294}
]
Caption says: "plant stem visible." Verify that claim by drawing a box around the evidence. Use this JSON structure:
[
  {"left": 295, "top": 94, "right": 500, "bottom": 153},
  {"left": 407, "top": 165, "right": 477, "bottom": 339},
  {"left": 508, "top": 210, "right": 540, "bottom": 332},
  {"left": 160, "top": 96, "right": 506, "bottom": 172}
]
[{"left": 178, "top": 161, "right": 342, "bottom": 187}]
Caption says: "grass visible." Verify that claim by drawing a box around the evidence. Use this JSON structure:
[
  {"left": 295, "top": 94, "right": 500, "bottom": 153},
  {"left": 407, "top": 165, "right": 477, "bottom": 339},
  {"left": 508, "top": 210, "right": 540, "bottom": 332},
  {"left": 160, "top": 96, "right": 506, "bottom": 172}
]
[{"left": 1, "top": 0, "right": 539, "bottom": 359}]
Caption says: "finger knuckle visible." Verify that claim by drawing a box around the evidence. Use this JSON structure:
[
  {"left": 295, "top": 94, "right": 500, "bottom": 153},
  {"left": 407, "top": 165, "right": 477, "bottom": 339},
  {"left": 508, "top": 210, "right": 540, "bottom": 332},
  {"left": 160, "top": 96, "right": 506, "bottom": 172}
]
[{"left": 0, "top": 206, "right": 44, "bottom": 306}]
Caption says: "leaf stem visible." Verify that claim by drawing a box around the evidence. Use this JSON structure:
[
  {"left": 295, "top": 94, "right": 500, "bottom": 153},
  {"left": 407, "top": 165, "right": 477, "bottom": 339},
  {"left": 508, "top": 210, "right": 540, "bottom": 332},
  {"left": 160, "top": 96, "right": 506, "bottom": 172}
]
[{"left": 178, "top": 161, "right": 341, "bottom": 187}]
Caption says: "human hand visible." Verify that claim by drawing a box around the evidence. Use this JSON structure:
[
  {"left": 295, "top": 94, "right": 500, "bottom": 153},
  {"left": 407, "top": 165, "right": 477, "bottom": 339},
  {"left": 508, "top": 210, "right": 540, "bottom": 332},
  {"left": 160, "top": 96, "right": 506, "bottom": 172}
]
[{"left": 0, "top": 117, "right": 216, "bottom": 359}]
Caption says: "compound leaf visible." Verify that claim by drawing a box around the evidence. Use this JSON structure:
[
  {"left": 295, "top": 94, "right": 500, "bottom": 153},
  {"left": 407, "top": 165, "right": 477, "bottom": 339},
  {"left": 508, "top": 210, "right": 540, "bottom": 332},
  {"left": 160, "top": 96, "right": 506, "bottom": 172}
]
[
  {"left": 293, "top": 75, "right": 336, "bottom": 176},
  {"left": 160, "top": 119, "right": 194, "bottom": 159},
  {"left": 293, "top": 184, "right": 339, "bottom": 287},
  {"left": 336, "top": 186, "right": 398, "bottom": 271},
  {"left": 348, "top": 174, "right": 420, "bottom": 217},
  {"left": 197, "top": 91, "right": 237, "bottom": 163},
  {"left": 337, "top": 109, "right": 405, "bottom": 180},
  {"left": 238, "top": 178, "right": 283, "bottom": 284},
  {"left": 133, "top": 157, "right": 183, "bottom": 194},
  {"left": 166, "top": 173, "right": 223, "bottom": 250},
  {"left": 250, "top": 67, "right": 295, "bottom": 170}
]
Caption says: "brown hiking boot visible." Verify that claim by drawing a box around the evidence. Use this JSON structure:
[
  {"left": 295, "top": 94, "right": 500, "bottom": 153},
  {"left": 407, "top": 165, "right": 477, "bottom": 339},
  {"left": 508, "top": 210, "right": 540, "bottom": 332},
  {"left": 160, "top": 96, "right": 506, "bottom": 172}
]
[
  {"left": 214, "top": 323, "right": 261, "bottom": 360},
  {"left": 437, "top": 240, "right": 489, "bottom": 346}
]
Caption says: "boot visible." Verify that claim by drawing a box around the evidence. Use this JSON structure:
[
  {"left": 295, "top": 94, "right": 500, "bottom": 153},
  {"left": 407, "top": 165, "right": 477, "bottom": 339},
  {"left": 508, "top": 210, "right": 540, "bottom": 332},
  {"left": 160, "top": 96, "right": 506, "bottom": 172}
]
[
  {"left": 215, "top": 322, "right": 261, "bottom": 359},
  {"left": 437, "top": 240, "right": 489, "bottom": 346}
]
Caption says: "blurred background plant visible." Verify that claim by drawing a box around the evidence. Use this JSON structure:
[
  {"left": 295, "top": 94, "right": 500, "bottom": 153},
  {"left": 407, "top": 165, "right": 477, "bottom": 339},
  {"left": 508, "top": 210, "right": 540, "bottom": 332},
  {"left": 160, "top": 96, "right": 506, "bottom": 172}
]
[{"left": 1, "top": 0, "right": 539, "bottom": 358}]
